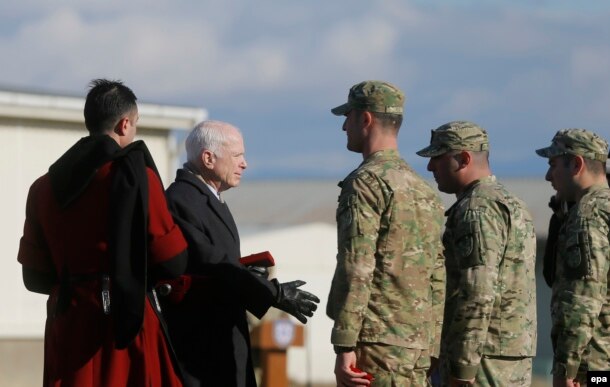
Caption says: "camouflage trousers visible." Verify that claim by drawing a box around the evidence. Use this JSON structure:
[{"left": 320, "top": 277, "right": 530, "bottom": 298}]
[
  {"left": 355, "top": 343, "right": 431, "bottom": 387},
  {"left": 438, "top": 355, "right": 532, "bottom": 387},
  {"left": 552, "top": 324, "right": 610, "bottom": 385},
  {"left": 568, "top": 349, "right": 610, "bottom": 386}
]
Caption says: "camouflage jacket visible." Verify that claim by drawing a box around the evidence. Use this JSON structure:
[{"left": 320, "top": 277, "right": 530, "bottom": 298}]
[
  {"left": 442, "top": 176, "right": 537, "bottom": 380},
  {"left": 326, "top": 149, "right": 445, "bottom": 354},
  {"left": 551, "top": 184, "right": 610, "bottom": 379}
]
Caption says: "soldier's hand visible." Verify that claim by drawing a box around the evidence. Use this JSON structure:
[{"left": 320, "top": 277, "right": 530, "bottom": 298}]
[
  {"left": 552, "top": 375, "right": 579, "bottom": 387},
  {"left": 271, "top": 279, "right": 320, "bottom": 324},
  {"left": 335, "top": 351, "right": 371, "bottom": 387}
]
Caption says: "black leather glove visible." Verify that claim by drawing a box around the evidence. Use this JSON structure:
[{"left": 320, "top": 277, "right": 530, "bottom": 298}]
[
  {"left": 247, "top": 265, "right": 269, "bottom": 279},
  {"left": 271, "top": 279, "right": 320, "bottom": 324}
]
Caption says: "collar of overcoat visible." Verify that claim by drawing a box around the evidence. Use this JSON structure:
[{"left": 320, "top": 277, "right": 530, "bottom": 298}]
[{"left": 174, "top": 168, "right": 240, "bottom": 242}]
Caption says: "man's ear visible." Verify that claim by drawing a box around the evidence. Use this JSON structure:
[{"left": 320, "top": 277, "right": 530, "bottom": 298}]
[
  {"left": 572, "top": 155, "right": 585, "bottom": 176},
  {"left": 360, "top": 110, "right": 374, "bottom": 136},
  {"left": 362, "top": 110, "right": 374, "bottom": 127},
  {"left": 114, "top": 117, "right": 129, "bottom": 136},
  {"left": 456, "top": 151, "right": 471, "bottom": 169},
  {"left": 202, "top": 150, "right": 215, "bottom": 168},
  {"left": 362, "top": 110, "right": 373, "bottom": 124}
]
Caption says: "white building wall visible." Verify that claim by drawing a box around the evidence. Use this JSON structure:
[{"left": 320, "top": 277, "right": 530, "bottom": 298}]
[
  {"left": 241, "top": 223, "right": 338, "bottom": 385},
  {"left": 0, "top": 126, "right": 174, "bottom": 338},
  {"left": 0, "top": 90, "right": 205, "bottom": 340}
]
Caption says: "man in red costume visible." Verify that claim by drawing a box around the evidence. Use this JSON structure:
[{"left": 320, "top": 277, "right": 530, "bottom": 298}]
[{"left": 17, "top": 79, "right": 188, "bottom": 387}]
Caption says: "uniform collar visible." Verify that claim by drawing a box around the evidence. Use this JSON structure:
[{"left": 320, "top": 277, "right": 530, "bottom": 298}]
[
  {"left": 445, "top": 175, "right": 496, "bottom": 216},
  {"left": 361, "top": 149, "right": 400, "bottom": 166},
  {"left": 578, "top": 183, "right": 609, "bottom": 202},
  {"left": 338, "top": 149, "right": 401, "bottom": 189}
]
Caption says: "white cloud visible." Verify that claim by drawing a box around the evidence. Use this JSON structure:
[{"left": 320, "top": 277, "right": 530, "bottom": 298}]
[
  {"left": 0, "top": 2, "right": 415, "bottom": 101},
  {"left": 571, "top": 45, "right": 610, "bottom": 88},
  {"left": 322, "top": 19, "right": 398, "bottom": 67},
  {"left": 568, "top": 46, "right": 610, "bottom": 122},
  {"left": 438, "top": 88, "right": 499, "bottom": 117},
  {"left": 1, "top": 1, "right": 610, "bottom": 177}
]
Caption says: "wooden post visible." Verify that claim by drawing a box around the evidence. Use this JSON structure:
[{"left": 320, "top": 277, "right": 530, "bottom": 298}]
[{"left": 250, "top": 319, "right": 304, "bottom": 387}]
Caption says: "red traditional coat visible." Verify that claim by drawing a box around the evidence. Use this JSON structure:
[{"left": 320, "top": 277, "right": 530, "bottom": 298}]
[{"left": 18, "top": 157, "right": 187, "bottom": 387}]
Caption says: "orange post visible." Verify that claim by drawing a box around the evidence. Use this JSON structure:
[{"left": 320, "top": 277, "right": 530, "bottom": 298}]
[{"left": 250, "top": 319, "right": 304, "bottom": 387}]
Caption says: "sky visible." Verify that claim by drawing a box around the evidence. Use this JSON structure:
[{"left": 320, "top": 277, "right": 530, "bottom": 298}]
[{"left": 1, "top": 0, "right": 609, "bottom": 180}]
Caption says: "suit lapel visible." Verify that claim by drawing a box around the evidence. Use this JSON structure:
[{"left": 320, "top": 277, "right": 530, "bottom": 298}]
[
  {"left": 176, "top": 169, "right": 240, "bottom": 242},
  {"left": 211, "top": 199, "right": 240, "bottom": 244}
]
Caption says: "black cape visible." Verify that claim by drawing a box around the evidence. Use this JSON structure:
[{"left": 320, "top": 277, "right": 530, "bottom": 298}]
[{"left": 48, "top": 135, "right": 160, "bottom": 348}]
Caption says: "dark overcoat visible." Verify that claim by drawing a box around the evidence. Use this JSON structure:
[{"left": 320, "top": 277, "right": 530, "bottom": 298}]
[{"left": 164, "top": 169, "right": 277, "bottom": 387}]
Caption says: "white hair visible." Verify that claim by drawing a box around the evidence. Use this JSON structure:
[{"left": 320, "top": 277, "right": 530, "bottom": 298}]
[{"left": 185, "top": 120, "right": 241, "bottom": 163}]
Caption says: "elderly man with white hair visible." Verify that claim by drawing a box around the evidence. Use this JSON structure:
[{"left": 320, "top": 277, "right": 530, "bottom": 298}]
[{"left": 160, "top": 120, "right": 320, "bottom": 387}]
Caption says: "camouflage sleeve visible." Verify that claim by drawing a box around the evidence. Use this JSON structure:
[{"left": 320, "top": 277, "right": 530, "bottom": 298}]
[
  {"left": 552, "top": 211, "right": 610, "bottom": 378},
  {"left": 448, "top": 202, "right": 507, "bottom": 380},
  {"left": 329, "top": 174, "right": 383, "bottom": 347},
  {"left": 430, "top": 248, "right": 445, "bottom": 358}
]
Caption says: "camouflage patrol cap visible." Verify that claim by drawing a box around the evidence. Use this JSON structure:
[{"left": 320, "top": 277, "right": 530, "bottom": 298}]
[
  {"left": 331, "top": 80, "right": 404, "bottom": 116},
  {"left": 416, "top": 121, "right": 489, "bottom": 157},
  {"left": 535, "top": 128, "right": 608, "bottom": 162}
]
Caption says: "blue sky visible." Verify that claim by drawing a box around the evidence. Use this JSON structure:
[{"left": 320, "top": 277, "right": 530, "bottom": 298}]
[{"left": 1, "top": 0, "right": 609, "bottom": 179}]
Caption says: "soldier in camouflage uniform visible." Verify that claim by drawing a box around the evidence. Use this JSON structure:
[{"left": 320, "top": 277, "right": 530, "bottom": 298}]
[
  {"left": 326, "top": 80, "right": 445, "bottom": 386},
  {"left": 536, "top": 129, "right": 610, "bottom": 387},
  {"left": 417, "top": 121, "right": 537, "bottom": 387}
]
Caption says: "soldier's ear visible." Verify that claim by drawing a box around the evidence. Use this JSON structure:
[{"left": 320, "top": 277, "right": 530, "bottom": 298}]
[
  {"left": 572, "top": 155, "right": 585, "bottom": 176},
  {"left": 361, "top": 111, "right": 373, "bottom": 128},
  {"left": 456, "top": 151, "right": 471, "bottom": 168}
]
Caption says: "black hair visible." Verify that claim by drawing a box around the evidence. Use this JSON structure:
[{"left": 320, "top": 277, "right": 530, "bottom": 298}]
[{"left": 84, "top": 79, "right": 137, "bottom": 134}]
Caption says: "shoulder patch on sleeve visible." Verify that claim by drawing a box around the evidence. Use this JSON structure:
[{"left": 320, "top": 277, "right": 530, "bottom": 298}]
[
  {"left": 454, "top": 220, "right": 483, "bottom": 268},
  {"left": 563, "top": 228, "right": 592, "bottom": 280},
  {"left": 337, "top": 192, "right": 360, "bottom": 238}
]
